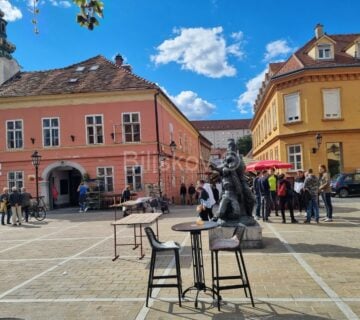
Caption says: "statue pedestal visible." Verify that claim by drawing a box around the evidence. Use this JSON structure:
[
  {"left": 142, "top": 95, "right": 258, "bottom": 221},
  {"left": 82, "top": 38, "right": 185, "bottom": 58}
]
[
  {"left": 209, "top": 221, "right": 263, "bottom": 249},
  {"left": 242, "top": 222, "right": 263, "bottom": 249}
]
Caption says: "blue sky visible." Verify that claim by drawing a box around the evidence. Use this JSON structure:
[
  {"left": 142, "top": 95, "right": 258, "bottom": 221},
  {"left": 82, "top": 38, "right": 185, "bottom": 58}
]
[{"left": 1, "top": 0, "right": 360, "bottom": 120}]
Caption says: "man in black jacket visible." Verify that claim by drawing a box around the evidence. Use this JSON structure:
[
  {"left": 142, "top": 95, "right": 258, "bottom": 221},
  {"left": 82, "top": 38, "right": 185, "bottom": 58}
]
[{"left": 9, "top": 187, "right": 22, "bottom": 226}]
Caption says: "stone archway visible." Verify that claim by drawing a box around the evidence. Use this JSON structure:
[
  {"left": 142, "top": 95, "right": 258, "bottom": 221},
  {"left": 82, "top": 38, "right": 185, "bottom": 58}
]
[{"left": 41, "top": 161, "right": 86, "bottom": 208}]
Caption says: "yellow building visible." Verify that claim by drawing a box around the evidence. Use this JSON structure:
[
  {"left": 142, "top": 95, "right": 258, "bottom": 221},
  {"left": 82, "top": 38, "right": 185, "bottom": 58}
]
[{"left": 251, "top": 25, "right": 360, "bottom": 176}]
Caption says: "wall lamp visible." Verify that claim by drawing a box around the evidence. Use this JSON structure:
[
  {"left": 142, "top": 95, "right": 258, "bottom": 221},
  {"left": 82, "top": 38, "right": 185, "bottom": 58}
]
[
  {"left": 312, "top": 133, "right": 323, "bottom": 154},
  {"left": 110, "top": 132, "right": 115, "bottom": 140},
  {"left": 70, "top": 135, "right": 75, "bottom": 142},
  {"left": 30, "top": 137, "right": 35, "bottom": 144}
]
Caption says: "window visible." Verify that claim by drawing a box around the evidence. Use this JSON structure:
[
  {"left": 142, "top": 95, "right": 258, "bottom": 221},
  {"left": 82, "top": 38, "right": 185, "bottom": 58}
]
[
  {"left": 272, "top": 101, "right": 277, "bottom": 129},
  {"left": 284, "top": 92, "right": 300, "bottom": 123},
  {"left": 169, "top": 123, "right": 174, "bottom": 142},
  {"left": 274, "top": 146, "right": 279, "bottom": 160},
  {"left": 8, "top": 171, "right": 23, "bottom": 189},
  {"left": 287, "top": 144, "right": 302, "bottom": 170},
  {"left": 267, "top": 110, "right": 271, "bottom": 135},
  {"left": 86, "top": 115, "right": 103, "bottom": 144},
  {"left": 123, "top": 113, "right": 140, "bottom": 143},
  {"left": 126, "top": 166, "right": 142, "bottom": 191},
  {"left": 7, "top": 120, "right": 23, "bottom": 149},
  {"left": 97, "top": 167, "right": 114, "bottom": 192},
  {"left": 270, "top": 149, "right": 274, "bottom": 160},
  {"left": 43, "top": 118, "right": 60, "bottom": 147},
  {"left": 323, "top": 89, "right": 341, "bottom": 119},
  {"left": 318, "top": 44, "right": 332, "bottom": 59}
]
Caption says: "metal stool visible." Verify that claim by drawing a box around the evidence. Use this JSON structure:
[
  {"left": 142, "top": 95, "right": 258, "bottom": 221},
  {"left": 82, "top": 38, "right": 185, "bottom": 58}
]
[
  {"left": 209, "top": 226, "right": 255, "bottom": 310},
  {"left": 144, "top": 227, "right": 182, "bottom": 307}
]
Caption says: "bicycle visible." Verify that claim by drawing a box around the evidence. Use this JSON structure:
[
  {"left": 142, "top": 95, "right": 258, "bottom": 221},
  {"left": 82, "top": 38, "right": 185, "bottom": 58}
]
[{"left": 29, "top": 196, "right": 47, "bottom": 221}]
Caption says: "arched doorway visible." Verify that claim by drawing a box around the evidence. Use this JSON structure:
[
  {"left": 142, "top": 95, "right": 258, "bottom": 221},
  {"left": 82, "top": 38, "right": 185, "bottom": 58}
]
[{"left": 41, "top": 161, "right": 86, "bottom": 209}]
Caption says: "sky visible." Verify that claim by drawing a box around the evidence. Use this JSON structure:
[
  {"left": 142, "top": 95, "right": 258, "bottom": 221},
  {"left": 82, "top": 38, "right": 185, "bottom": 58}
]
[{"left": 1, "top": 0, "right": 360, "bottom": 120}]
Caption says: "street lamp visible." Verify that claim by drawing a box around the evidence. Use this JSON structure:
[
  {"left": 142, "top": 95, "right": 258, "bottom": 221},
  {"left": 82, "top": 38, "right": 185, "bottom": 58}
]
[
  {"left": 31, "top": 151, "right": 42, "bottom": 204},
  {"left": 312, "top": 133, "right": 323, "bottom": 154},
  {"left": 170, "top": 140, "right": 177, "bottom": 154}
]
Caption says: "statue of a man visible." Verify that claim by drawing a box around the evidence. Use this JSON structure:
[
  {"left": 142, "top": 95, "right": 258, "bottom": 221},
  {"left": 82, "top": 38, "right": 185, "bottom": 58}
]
[{"left": 211, "top": 138, "right": 255, "bottom": 226}]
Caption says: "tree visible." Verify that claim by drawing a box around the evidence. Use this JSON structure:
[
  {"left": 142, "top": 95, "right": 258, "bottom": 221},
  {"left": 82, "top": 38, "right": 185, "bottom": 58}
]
[
  {"left": 236, "top": 135, "right": 252, "bottom": 156},
  {"left": 30, "top": 0, "right": 104, "bottom": 34}
]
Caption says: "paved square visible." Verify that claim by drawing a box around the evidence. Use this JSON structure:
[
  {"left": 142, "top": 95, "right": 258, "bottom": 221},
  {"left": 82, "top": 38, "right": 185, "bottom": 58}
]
[{"left": 0, "top": 198, "right": 359, "bottom": 320}]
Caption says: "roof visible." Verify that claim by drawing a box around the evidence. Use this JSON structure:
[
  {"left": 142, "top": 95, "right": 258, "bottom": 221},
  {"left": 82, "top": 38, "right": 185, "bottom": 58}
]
[
  {"left": 254, "top": 32, "right": 360, "bottom": 113},
  {"left": 191, "top": 119, "right": 251, "bottom": 131},
  {"left": 275, "top": 33, "right": 360, "bottom": 77},
  {"left": 0, "top": 55, "right": 158, "bottom": 97}
]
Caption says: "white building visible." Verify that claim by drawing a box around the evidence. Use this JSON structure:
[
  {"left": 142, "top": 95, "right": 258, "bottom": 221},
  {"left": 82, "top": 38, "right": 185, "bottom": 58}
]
[{"left": 192, "top": 119, "right": 251, "bottom": 149}]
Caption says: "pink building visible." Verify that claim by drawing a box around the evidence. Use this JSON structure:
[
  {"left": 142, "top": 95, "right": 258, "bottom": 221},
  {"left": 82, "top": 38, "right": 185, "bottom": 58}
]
[{"left": 0, "top": 17, "right": 211, "bottom": 208}]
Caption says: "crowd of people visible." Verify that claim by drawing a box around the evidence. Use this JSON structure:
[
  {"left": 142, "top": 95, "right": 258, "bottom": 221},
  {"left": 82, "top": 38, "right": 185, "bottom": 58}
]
[
  {"left": 0, "top": 186, "right": 33, "bottom": 226},
  {"left": 253, "top": 164, "right": 333, "bottom": 224}
]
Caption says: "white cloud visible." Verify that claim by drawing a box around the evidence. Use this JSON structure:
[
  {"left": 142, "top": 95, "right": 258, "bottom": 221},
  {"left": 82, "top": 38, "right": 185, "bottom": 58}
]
[
  {"left": 151, "top": 27, "right": 245, "bottom": 78},
  {"left": 231, "top": 31, "right": 244, "bottom": 41},
  {"left": 161, "top": 87, "right": 216, "bottom": 120},
  {"left": 236, "top": 69, "right": 267, "bottom": 114},
  {"left": 0, "top": 1, "right": 22, "bottom": 21},
  {"left": 264, "top": 39, "right": 295, "bottom": 62},
  {"left": 49, "top": 0, "right": 72, "bottom": 8}
]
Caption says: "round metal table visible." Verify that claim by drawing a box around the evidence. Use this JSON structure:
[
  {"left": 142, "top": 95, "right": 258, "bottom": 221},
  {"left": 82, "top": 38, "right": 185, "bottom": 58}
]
[{"left": 172, "top": 221, "right": 218, "bottom": 308}]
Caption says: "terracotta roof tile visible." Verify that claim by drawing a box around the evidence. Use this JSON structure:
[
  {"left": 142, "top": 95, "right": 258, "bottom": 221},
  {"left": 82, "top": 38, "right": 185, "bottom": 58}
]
[
  {"left": 0, "top": 55, "right": 158, "bottom": 97},
  {"left": 191, "top": 119, "right": 251, "bottom": 131},
  {"left": 275, "top": 34, "right": 360, "bottom": 77}
]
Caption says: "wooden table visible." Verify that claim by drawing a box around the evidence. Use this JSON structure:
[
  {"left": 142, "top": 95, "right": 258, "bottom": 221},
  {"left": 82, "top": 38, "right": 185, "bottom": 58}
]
[
  {"left": 111, "top": 212, "right": 162, "bottom": 261},
  {"left": 172, "top": 221, "right": 218, "bottom": 308}
]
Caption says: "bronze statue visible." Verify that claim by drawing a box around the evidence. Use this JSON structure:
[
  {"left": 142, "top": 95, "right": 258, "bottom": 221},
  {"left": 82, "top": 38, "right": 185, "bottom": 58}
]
[{"left": 210, "top": 139, "right": 255, "bottom": 226}]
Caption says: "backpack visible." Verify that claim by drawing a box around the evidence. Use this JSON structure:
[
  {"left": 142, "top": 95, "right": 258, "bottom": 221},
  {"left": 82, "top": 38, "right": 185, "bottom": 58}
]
[{"left": 277, "top": 181, "right": 287, "bottom": 197}]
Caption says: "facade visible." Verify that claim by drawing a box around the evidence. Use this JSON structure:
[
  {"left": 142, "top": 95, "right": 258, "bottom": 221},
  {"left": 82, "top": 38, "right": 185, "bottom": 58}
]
[
  {"left": 251, "top": 25, "right": 360, "bottom": 177},
  {"left": 192, "top": 119, "right": 251, "bottom": 149},
  {"left": 0, "top": 16, "right": 210, "bottom": 207}
]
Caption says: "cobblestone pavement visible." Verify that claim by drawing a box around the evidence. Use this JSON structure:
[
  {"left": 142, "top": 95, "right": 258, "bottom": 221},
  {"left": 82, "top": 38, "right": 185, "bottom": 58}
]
[{"left": 0, "top": 197, "right": 359, "bottom": 320}]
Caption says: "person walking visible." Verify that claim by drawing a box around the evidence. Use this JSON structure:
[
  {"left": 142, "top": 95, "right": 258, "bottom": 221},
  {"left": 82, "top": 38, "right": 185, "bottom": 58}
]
[
  {"left": 319, "top": 164, "right": 333, "bottom": 222},
  {"left": 77, "top": 182, "right": 89, "bottom": 213},
  {"left": 259, "top": 170, "right": 271, "bottom": 222},
  {"left": 121, "top": 185, "right": 131, "bottom": 216},
  {"left": 253, "top": 171, "right": 262, "bottom": 220},
  {"left": 180, "top": 183, "right": 187, "bottom": 205},
  {"left": 294, "top": 170, "right": 305, "bottom": 214},
  {"left": 21, "top": 187, "right": 32, "bottom": 223},
  {"left": 303, "top": 169, "right": 320, "bottom": 224},
  {"left": 277, "top": 174, "right": 298, "bottom": 223},
  {"left": 268, "top": 168, "right": 279, "bottom": 216},
  {"left": 9, "top": 187, "right": 22, "bottom": 226},
  {"left": 188, "top": 183, "right": 196, "bottom": 205},
  {"left": 0, "top": 187, "right": 11, "bottom": 225}
]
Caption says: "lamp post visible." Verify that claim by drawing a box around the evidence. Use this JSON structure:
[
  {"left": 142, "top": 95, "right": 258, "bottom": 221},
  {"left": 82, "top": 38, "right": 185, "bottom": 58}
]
[
  {"left": 312, "top": 133, "right": 323, "bottom": 154},
  {"left": 31, "top": 151, "right": 42, "bottom": 204},
  {"left": 315, "top": 133, "right": 323, "bottom": 149}
]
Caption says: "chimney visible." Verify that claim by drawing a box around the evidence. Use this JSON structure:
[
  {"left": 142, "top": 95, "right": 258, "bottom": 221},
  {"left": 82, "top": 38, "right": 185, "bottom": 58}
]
[
  {"left": 315, "top": 24, "right": 324, "bottom": 39},
  {"left": 114, "top": 54, "right": 124, "bottom": 66}
]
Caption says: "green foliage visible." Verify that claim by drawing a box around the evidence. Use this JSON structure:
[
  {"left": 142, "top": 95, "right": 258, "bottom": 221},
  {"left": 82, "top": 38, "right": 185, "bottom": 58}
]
[
  {"left": 236, "top": 135, "right": 252, "bottom": 156},
  {"left": 74, "top": 0, "right": 104, "bottom": 31}
]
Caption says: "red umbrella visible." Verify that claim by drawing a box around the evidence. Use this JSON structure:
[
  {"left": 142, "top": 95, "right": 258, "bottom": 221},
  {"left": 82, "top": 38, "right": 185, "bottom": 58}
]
[{"left": 246, "top": 160, "right": 293, "bottom": 172}]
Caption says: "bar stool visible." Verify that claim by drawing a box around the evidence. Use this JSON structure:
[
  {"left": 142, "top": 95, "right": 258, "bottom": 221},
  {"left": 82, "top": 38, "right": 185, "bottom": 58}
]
[
  {"left": 209, "top": 225, "right": 255, "bottom": 310},
  {"left": 144, "top": 227, "right": 182, "bottom": 307}
]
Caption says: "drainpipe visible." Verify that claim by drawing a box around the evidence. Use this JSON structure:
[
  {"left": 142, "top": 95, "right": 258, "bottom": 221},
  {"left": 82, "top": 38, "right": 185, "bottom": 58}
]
[{"left": 154, "top": 91, "right": 162, "bottom": 197}]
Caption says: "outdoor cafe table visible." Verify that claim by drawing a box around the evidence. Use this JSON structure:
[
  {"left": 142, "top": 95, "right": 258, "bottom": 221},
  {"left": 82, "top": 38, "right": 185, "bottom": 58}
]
[
  {"left": 172, "top": 221, "right": 218, "bottom": 308},
  {"left": 111, "top": 212, "right": 162, "bottom": 261}
]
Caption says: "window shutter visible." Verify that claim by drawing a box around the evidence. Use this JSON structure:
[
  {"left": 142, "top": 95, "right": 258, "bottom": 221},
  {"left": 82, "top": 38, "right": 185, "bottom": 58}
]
[
  {"left": 284, "top": 93, "right": 300, "bottom": 122},
  {"left": 323, "top": 89, "right": 340, "bottom": 118}
]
